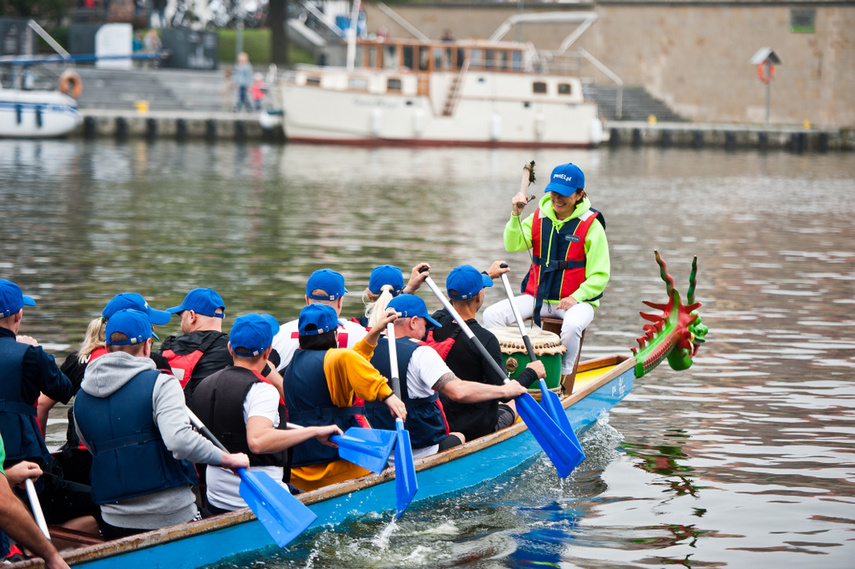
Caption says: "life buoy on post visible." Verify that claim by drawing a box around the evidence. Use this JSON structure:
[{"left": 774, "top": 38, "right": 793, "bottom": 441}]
[
  {"left": 58, "top": 70, "right": 83, "bottom": 98},
  {"left": 757, "top": 63, "right": 775, "bottom": 84}
]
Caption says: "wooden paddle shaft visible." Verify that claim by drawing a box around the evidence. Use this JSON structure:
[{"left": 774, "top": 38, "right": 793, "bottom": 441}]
[
  {"left": 422, "top": 275, "right": 511, "bottom": 384},
  {"left": 498, "top": 272, "right": 538, "bottom": 361}
]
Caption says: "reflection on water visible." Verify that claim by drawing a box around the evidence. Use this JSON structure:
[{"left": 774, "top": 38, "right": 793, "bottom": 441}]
[{"left": 1, "top": 140, "right": 854, "bottom": 568}]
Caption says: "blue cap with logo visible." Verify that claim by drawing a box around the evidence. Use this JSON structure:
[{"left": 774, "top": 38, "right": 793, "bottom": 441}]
[
  {"left": 298, "top": 304, "right": 339, "bottom": 336},
  {"left": 167, "top": 288, "right": 225, "bottom": 318},
  {"left": 105, "top": 309, "right": 155, "bottom": 346},
  {"left": 446, "top": 265, "right": 493, "bottom": 300},
  {"left": 387, "top": 294, "right": 441, "bottom": 328},
  {"left": 0, "top": 279, "right": 36, "bottom": 318},
  {"left": 306, "top": 269, "right": 348, "bottom": 301},
  {"left": 102, "top": 292, "right": 172, "bottom": 325},
  {"left": 230, "top": 313, "right": 277, "bottom": 356},
  {"left": 544, "top": 163, "right": 585, "bottom": 197},
  {"left": 368, "top": 265, "right": 404, "bottom": 296}
]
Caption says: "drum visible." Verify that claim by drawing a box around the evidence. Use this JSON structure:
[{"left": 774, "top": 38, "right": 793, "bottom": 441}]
[{"left": 489, "top": 326, "right": 566, "bottom": 389}]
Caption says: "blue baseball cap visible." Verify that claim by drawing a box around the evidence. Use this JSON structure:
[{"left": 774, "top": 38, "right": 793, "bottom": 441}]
[
  {"left": 544, "top": 163, "right": 585, "bottom": 196},
  {"left": 167, "top": 288, "right": 225, "bottom": 318},
  {"left": 102, "top": 293, "right": 172, "bottom": 325},
  {"left": 306, "top": 269, "right": 348, "bottom": 301},
  {"left": 446, "top": 265, "right": 493, "bottom": 300},
  {"left": 368, "top": 265, "right": 404, "bottom": 296},
  {"left": 230, "top": 313, "right": 277, "bottom": 356},
  {"left": 387, "top": 294, "right": 441, "bottom": 327},
  {"left": 105, "top": 309, "right": 155, "bottom": 346},
  {"left": 260, "top": 313, "right": 280, "bottom": 337},
  {"left": 0, "top": 279, "right": 36, "bottom": 318},
  {"left": 297, "top": 304, "right": 339, "bottom": 336}
]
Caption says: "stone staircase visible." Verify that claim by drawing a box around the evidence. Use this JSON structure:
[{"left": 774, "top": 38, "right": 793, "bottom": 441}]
[
  {"left": 72, "top": 66, "right": 229, "bottom": 112},
  {"left": 589, "top": 85, "right": 686, "bottom": 122}
]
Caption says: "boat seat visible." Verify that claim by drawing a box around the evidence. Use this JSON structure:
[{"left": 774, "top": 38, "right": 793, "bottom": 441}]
[{"left": 540, "top": 317, "right": 585, "bottom": 396}]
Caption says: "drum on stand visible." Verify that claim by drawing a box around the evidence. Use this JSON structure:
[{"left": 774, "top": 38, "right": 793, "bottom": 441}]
[{"left": 489, "top": 326, "right": 566, "bottom": 389}]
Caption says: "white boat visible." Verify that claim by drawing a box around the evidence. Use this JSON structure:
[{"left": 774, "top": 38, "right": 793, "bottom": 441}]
[
  {"left": 0, "top": 87, "right": 80, "bottom": 138},
  {"left": 274, "top": 12, "right": 606, "bottom": 147}
]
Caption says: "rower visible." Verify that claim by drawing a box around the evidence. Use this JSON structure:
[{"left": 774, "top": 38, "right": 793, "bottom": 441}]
[
  {"left": 271, "top": 269, "right": 368, "bottom": 372},
  {"left": 359, "top": 262, "right": 431, "bottom": 328},
  {"left": 364, "top": 294, "right": 535, "bottom": 458}
]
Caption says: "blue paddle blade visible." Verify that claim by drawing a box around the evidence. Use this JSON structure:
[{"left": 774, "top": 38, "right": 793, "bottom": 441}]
[
  {"left": 538, "top": 379, "right": 585, "bottom": 462},
  {"left": 238, "top": 469, "right": 317, "bottom": 547},
  {"left": 393, "top": 419, "right": 418, "bottom": 517},
  {"left": 334, "top": 427, "right": 397, "bottom": 474},
  {"left": 515, "top": 392, "right": 583, "bottom": 478}
]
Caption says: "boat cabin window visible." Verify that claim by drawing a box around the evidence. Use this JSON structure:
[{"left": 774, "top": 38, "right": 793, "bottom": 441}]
[
  {"left": 349, "top": 77, "right": 368, "bottom": 91},
  {"left": 384, "top": 45, "right": 399, "bottom": 70},
  {"left": 498, "top": 50, "right": 508, "bottom": 71},
  {"left": 484, "top": 49, "right": 495, "bottom": 70},
  {"left": 366, "top": 46, "right": 378, "bottom": 68},
  {"left": 457, "top": 48, "right": 466, "bottom": 69},
  {"left": 434, "top": 47, "right": 454, "bottom": 71},
  {"left": 558, "top": 83, "right": 572, "bottom": 95},
  {"left": 387, "top": 78, "right": 402, "bottom": 92},
  {"left": 402, "top": 46, "right": 414, "bottom": 70},
  {"left": 512, "top": 51, "right": 522, "bottom": 71},
  {"left": 470, "top": 48, "right": 482, "bottom": 70},
  {"left": 533, "top": 81, "right": 547, "bottom": 94},
  {"left": 419, "top": 46, "right": 430, "bottom": 71},
  {"left": 306, "top": 76, "right": 321, "bottom": 87}
]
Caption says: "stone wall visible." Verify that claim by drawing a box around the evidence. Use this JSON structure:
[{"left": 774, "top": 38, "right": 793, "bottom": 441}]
[{"left": 361, "top": 2, "right": 854, "bottom": 128}]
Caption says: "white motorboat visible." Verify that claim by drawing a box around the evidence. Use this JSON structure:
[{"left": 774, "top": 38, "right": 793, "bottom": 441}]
[
  {"left": 272, "top": 11, "right": 607, "bottom": 147},
  {"left": 0, "top": 87, "right": 80, "bottom": 139}
]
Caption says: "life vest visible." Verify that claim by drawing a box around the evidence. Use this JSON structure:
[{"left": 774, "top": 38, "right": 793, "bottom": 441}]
[
  {"left": 366, "top": 338, "right": 449, "bottom": 449},
  {"left": 521, "top": 207, "right": 605, "bottom": 324},
  {"left": 191, "top": 367, "right": 290, "bottom": 472},
  {"left": 0, "top": 337, "right": 47, "bottom": 463},
  {"left": 423, "top": 327, "right": 461, "bottom": 360},
  {"left": 160, "top": 333, "right": 222, "bottom": 389},
  {"left": 283, "top": 350, "right": 363, "bottom": 467},
  {"left": 73, "top": 369, "right": 198, "bottom": 504}
]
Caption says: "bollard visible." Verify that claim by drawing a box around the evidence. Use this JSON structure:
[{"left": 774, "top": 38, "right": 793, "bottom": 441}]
[
  {"left": 661, "top": 130, "right": 671, "bottom": 148},
  {"left": 83, "top": 116, "right": 96, "bottom": 139},
  {"left": 631, "top": 128, "right": 642, "bottom": 147},
  {"left": 791, "top": 132, "right": 806, "bottom": 153},
  {"left": 146, "top": 118, "right": 157, "bottom": 141},
  {"left": 115, "top": 117, "right": 127, "bottom": 141},
  {"left": 261, "top": 127, "right": 274, "bottom": 142},
  {"left": 693, "top": 130, "right": 703, "bottom": 149},
  {"left": 205, "top": 119, "right": 217, "bottom": 141},
  {"left": 818, "top": 132, "right": 829, "bottom": 152},
  {"left": 725, "top": 131, "right": 736, "bottom": 150},
  {"left": 758, "top": 131, "right": 768, "bottom": 152},
  {"left": 609, "top": 127, "right": 620, "bottom": 147},
  {"left": 235, "top": 121, "right": 246, "bottom": 141},
  {"left": 176, "top": 119, "right": 187, "bottom": 142}
]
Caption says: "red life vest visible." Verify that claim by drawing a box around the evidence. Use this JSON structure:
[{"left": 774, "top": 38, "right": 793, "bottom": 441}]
[
  {"left": 521, "top": 208, "right": 601, "bottom": 302},
  {"left": 161, "top": 333, "right": 222, "bottom": 388}
]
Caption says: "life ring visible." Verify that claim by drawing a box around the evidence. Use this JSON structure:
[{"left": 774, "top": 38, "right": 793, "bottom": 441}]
[
  {"left": 757, "top": 63, "right": 775, "bottom": 84},
  {"left": 58, "top": 70, "right": 83, "bottom": 98}
]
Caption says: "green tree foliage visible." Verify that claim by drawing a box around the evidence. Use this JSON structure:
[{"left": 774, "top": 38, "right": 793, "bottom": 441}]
[{"left": 0, "top": 0, "right": 68, "bottom": 26}]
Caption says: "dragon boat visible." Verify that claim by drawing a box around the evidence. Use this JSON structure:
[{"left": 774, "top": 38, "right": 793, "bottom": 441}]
[{"left": 13, "top": 253, "right": 707, "bottom": 569}]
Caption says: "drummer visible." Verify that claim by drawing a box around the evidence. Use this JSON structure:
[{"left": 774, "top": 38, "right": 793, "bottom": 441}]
[{"left": 425, "top": 264, "right": 545, "bottom": 442}]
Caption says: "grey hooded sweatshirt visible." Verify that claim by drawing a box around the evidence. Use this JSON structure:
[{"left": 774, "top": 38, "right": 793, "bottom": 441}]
[{"left": 77, "top": 351, "right": 224, "bottom": 530}]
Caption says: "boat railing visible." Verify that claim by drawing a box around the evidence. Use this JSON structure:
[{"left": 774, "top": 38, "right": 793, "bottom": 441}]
[{"left": 442, "top": 57, "right": 470, "bottom": 117}]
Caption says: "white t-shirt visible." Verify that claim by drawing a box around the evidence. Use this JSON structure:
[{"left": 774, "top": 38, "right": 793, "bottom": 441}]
[
  {"left": 403, "top": 339, "right": 453, "bottom": 398},
  {"left": 272, "top": 317, "right": 367, "bottom": 371},
  {"left": 205, "top": 382, "right": 286, "bottom": 511}
]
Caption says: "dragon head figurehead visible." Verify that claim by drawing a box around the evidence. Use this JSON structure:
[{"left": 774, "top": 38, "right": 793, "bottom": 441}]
[{"left": 632, "top": 251, "right": 707, "bottom": 378}]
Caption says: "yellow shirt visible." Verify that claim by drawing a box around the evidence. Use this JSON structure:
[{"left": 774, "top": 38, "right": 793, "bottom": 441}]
[{"left": 290, "top": 336, "right": 392, "bottom": 492}]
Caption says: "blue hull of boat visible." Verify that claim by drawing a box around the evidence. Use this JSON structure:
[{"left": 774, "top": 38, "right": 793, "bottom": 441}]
[{"left": 73, "top": 366, "right": 635, "bottom": 569}]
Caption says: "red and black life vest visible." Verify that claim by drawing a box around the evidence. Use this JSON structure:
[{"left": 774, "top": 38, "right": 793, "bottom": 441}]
[{"left": 160, "top": 334, "right": 221, "bottom": 389}]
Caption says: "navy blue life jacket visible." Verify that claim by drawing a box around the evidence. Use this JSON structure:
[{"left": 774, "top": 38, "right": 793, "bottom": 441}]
[
  {"left": 191, "top": 366, "right": 290, "bottom": 472},
  {"left": 283, "top": 350, "right": 363, "bottom": 467},
  {"left": 0, "top": 337, "right": 48, "bottom": 464},
  {"left": 366, "top": 337, "right": 448, "bottom": 449},
  {"left": 74, "top": 369, "right": 198, "bottom": 504}
]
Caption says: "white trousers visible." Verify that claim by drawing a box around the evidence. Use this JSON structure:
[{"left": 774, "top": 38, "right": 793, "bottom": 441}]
[{"left": 483, "top": 294, "right": 594, "bottom": 374}]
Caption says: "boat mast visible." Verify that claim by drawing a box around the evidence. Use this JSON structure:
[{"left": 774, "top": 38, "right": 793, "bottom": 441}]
[{"left": 346, "top": 0, "right": 362, "bottom": 71}]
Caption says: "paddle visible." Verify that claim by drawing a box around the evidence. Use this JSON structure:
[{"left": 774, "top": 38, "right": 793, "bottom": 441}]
[
  {"left": 498, "top": 267, "right": 585, "bottom": 459},
  {"left": 385, "top": 321, "right": 418, "bottom": 517},
  {"left": 285, "top": 423, "right": 396, "bottom": 475},
  {"left": 24, "top": 478, "right": 51, "bottom": 540},
  {"left": 422, "top": 271, "right": 583, "bottom": 478},
  {"left": 187, "top": 409, "right": 316, "bottom": 547}
]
